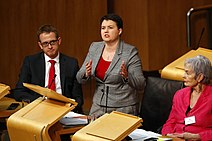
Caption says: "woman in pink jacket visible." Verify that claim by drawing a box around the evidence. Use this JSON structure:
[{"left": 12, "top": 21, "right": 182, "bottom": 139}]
[{"left": 162, "top": 55, "right": 212, "bottom": 141}]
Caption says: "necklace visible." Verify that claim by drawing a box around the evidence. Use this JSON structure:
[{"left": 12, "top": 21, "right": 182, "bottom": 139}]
[{"left": 106, "top": 53, "right": 115, "bottom": 61}]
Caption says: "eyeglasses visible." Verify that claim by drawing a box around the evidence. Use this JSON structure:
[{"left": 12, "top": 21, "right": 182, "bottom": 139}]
[{"left": 40, "top": 39, "right": 58, "bottom": 47}]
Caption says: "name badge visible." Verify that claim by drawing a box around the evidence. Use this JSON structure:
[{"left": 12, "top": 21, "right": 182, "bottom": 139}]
[{"left": 184, "top": 116, "right": 196, "bottom": 125}]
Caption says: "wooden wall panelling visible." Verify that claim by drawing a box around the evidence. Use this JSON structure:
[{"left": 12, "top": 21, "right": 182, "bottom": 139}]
[
  {"left": 107, "top": 0, "right": 150, "bottom": 69},
  {"left": 189, "top": 8, "right": 212, "bottom": 49},
  {"left": 109, "top": 0, "right": 212, "bottom": 70},
  {"left": 2, "top": 0, "right": 212, "bottom": 114},
  {"left": 0, "top": 0, "right": 107, "bottom": 113}
]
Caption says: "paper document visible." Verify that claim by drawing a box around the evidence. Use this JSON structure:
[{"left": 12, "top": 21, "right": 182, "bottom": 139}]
[
  {"left": 128, "top": 129, "right": 161, "bottom": 141},
  {"left": 60, "top": 111, "right": 88, "bottom": 126}
]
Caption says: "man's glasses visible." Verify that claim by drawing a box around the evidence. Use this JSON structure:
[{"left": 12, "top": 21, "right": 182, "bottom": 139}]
[{"left": 40, "top": 39, "right": 58, "bottom": 47}]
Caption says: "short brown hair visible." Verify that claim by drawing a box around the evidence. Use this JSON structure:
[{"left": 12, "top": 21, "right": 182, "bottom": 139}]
[{"left": 37, "top": 24, "right": 59, "bottom": 41}]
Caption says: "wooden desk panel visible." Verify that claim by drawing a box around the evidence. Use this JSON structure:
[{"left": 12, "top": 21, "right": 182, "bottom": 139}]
[
  {"left": 72, "top": 111, "right": 142, "bottom": 141},
  {"left": 161, "top": 47, "right": 212, "bottom": 82},
  {"left": 49, "top": 122, "right": 84, "bottom": 141},
  {"left": 0, "top": 84, "right": 10, "bottom": 100},
  {"left": 0, "top": 97, "right": 22, "bottom": 118}
]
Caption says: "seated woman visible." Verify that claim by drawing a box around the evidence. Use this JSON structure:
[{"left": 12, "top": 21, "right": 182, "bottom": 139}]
[{"left": 161, "top": 55, "right": 212, "bottom": 140}]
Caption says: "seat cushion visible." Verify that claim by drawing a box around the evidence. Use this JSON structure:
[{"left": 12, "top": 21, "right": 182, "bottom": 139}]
[{"left": 140, "top": 77, "right": 183, "bottom": 133}]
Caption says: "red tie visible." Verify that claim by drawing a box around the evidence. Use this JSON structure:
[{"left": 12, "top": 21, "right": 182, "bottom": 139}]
[{"left": 48, "top": 60, "right": 56, "bottom": 91}]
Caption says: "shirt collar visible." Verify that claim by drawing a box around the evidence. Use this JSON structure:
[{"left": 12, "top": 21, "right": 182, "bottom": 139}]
[{"left": 44, "top": 53, "right": 60, "bottom": 63}]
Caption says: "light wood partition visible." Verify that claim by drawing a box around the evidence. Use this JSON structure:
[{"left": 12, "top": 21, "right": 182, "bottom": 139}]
[
  {"left": 0, "top": 84, "right": 10, "bottom": 100},
  {"left": 161, "top": 47, "right": 212, "bottom": 81},
  {"left": 7, "top": 83, "right": 78, "bottom": 141},
  {"left": 72, "top": 111, "right": 142, "bottom": 141}
]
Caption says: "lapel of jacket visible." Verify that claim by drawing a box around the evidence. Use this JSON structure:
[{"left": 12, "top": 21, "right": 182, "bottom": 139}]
[
  {"left": 59, "top": 54, "right": 66, "bottom": 94},
  {"left": 104, "top": 40, "right": 123, "bottom": 81},
  {"left": 92, "top": 43, "right": 105, "bottom": 76},
  {"left": 39, "top": 52, "right": 45, "bottom": 87}
]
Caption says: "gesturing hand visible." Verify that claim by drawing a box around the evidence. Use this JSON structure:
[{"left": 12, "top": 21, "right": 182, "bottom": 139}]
[
  {"left": 120, "top": 61, "right": 128, "bottom": 79},
  {"left": 85, "top": 60, "right": 92, "bottom": 77}
]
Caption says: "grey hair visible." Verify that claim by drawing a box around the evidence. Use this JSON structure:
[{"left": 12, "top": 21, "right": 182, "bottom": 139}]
[{"left": 184, "top": 55, "right": 212, "bottom": 84}]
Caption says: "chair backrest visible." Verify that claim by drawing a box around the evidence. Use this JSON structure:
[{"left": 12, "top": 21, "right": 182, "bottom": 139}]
[{"left": 140, "top": 76, "right": 183, "bottom": 133}]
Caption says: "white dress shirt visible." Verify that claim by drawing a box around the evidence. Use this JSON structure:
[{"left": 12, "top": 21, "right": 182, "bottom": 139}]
[{"left": 44, "top": 53, "right": 62, "bottom": 94}]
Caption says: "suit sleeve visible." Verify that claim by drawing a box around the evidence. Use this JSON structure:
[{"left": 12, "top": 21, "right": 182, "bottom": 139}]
[
  {"left": 13, "top": 56, "right": 40, "bottom": 102},
  {"left": 126, "top": 47, "right": 146, "bottom": 90},
  {"left": 161, "top": 94, "right": 178, "bottom": 135},
  {"left": 199, "top": 129, "right": 212, "bottom": 140},
  {"left": 76, "top": 42, "right": 95, "bottom": 84},
  {"left": 71, "top": 60, "right": 84, "bottom": 113}
]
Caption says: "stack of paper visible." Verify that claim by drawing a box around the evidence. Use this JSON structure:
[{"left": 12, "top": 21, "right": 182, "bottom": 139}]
[
  {"left": 60, "top": 111, "right": 88, "bottom": 126},
  {"left": 128, "top": 129, "right": 161, "bottom": 140},
  {"left": 128, "top": 129, "right": 173, "bottom": 141}
]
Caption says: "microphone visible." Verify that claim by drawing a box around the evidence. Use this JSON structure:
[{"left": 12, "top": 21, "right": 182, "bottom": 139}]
[
  {"left": 196, "top": 27, "right": 205, "bottom": 49},
  {"left": 48, "top": 74, "right": 57, "bottom": 89},
  {"left": 100, "top": 86, "right": 109, "bottom": 113},
  {"left": 105, "top": 86, "right": 109, "bottom": 113}
]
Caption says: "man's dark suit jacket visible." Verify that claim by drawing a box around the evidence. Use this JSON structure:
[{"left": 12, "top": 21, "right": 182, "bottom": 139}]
[{"left": 13, "top": 52, "right": 83, "bottom": 113}]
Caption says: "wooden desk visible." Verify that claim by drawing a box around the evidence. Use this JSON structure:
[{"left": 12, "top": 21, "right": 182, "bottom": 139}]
[
  {"left": 72, "top": 111, "right": 142, "bottom": 141},
  {"left": 0, "top": 97, "right": 23, "bottom": 140},
  {"left": 0, "top": 97, "right": 23, "bottom": 118},
  {"left": 0, "top": 97, "right": 84, "bottom": 141},
  {"left": 49, "top": 122, "right": 84, "bottom": 141},
  {"left": 0, "top": 97, "right": 185, "bottom": 141},
  {"left": 161, "top": 47, "right": 212, "bottom": 82}
]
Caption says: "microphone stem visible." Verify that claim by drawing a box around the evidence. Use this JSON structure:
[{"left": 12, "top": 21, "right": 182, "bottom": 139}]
[
  {"left": 105, "top": 86, "right": 109, "bottom": 113},
  {"left": 197, "top": 27, "right": 205, "bottom": 49}
]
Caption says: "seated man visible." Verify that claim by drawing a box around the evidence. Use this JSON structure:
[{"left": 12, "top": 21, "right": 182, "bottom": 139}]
[{"left": 13, "top": 24, "right": 83, "bottom": 113}]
